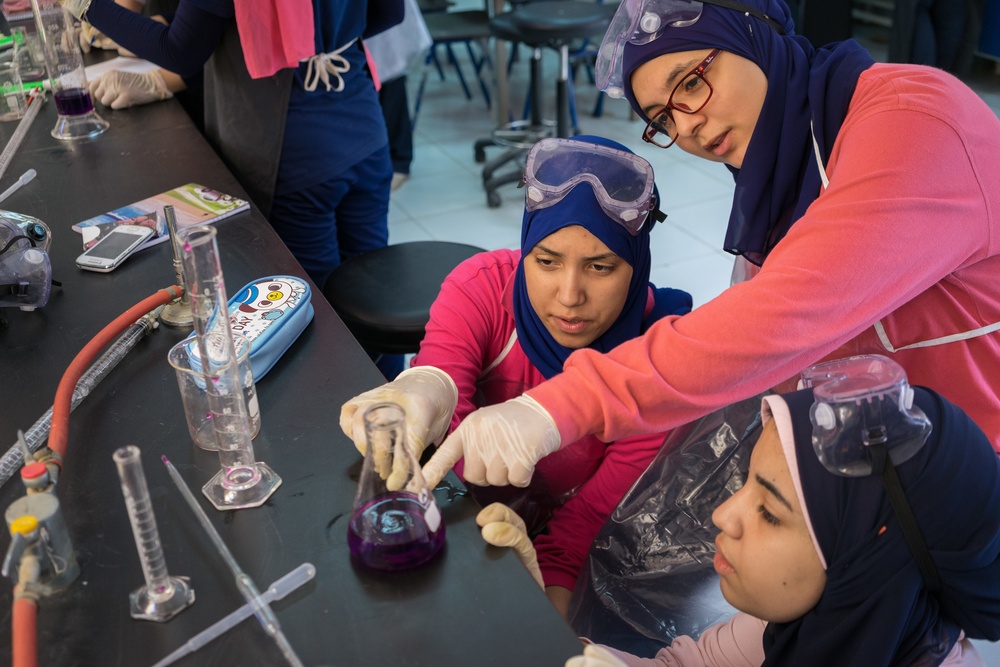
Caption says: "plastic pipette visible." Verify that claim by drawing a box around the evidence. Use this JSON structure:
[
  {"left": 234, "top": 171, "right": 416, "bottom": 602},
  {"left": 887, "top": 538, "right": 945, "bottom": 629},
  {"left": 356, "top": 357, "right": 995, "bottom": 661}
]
[
  {"left": 0, "top": 169, "right": 36, "bottom": 205},
  {"left": 161, "top": 456, "right": 306, "bottom": 667},
  {"left": 150, "top": 562, "right": 316, "bottom": 667},
  {"left": 0, "top": 89, "right": 44, "bottom": 184}
]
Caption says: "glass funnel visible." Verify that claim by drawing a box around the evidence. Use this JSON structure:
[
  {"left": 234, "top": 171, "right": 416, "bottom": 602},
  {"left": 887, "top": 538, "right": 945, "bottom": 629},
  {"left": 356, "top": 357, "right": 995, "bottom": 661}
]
[
  {"left": 30, "top": 0, "right": 108, "bottom": 140},
  {"left": 348, "top": 403, "right": 445, "bottom": 571}
]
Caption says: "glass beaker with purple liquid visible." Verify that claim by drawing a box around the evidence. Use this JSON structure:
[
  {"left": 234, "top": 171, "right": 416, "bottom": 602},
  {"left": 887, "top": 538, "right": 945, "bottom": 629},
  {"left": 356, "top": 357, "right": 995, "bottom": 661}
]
[
  {"left": 30, "top": 0, "right": 108, "bottom": 140},
  {"left": 348, "top": 403, "right": 445, "bottom": 571}
]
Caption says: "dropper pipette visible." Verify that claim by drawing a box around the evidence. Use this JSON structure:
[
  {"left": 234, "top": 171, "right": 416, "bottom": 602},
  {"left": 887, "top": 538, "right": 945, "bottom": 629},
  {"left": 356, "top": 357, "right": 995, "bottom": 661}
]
[
  {"left": 161, "top": 456, "right": 305, "bottom": 667},
  {"left": 0, "top": 169, "right": 36, "bottom": 206},
  {"left": 150, "top": 562, "right": 316, "bottom": 667}
]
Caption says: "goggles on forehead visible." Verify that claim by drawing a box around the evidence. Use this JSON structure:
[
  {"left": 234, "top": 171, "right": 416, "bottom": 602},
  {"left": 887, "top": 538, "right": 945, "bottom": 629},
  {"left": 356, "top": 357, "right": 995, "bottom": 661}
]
[
  {"left": 595, "top": 0, "right": 785, "bottom": 99},
  {"left": 798, "top": 354, "right": 941, "bottom": 595},
  {"left": 521, "top": 138, "right": 660, "bottom": 236},
  {"left": 799, "top": 355, "right": 931, "bottom": 477}
]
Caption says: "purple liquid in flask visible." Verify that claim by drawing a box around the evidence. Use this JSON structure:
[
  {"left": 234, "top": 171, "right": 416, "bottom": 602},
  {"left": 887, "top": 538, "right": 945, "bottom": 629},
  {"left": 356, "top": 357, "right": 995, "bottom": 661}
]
[
  {"left": 348, "top": 490, "right": 445, "bottom": 571},
  {"left": 54, "top": 88, "right": 95, "bottom": 116}
]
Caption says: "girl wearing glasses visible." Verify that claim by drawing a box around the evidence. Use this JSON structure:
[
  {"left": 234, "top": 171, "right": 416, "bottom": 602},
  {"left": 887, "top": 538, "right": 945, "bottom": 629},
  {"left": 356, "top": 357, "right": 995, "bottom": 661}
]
[
  {"left": 420, "top": 0, "right": 1000, "bottom": 498},
  {"left": 341, "top": 136, "right": 692, "bottom": 614}
]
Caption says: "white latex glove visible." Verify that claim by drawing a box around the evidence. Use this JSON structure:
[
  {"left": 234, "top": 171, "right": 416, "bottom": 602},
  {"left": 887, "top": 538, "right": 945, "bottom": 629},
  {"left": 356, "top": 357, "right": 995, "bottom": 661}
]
[
  {"left": 340, "top": 366, "right": 458, "bottom": 490},
  {"left": 88, "top": 70, "right": 173, "bottom": 109},
  {"left": 422, "top": 394, "right": 561, "bottom": 489},
  {"left": 565, "top": 645, "right": 630, "bottom": 667},
  {"left": 476, "top": 502, "right": 543, "bottom": 589},
  {"left": 58, "top": 0, "right": 92, "bottom": 20},
  {"left": 78, "top": 22, "right": 120, "bottom": 54}
]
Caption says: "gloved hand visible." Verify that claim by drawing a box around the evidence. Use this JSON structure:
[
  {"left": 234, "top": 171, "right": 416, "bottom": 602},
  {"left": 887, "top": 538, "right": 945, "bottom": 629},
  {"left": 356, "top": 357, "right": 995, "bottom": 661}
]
[
  {"left": 78, "top": 22, "right": 130, "bottom": 55},
  {"left": 565, "top": 645, "right": 629, "bottom": 667},
  {"left": 477, "top": 502, "right": 543, "bottom": 589},
  {"left": 88, "top": 70, "right": 173, "bottom": 110},
  {"left": 422, "top": 395, "right": 561, "bottom": 489},
  {"left": 58, "top": 0, "right": 92, "bottom": 21},
  {"left": 340, "top": 366, "right": 458, "bottom": 490}
]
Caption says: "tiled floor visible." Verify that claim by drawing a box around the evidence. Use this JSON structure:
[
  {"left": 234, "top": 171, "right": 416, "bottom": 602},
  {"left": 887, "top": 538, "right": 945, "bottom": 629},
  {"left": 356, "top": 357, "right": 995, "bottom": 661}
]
[{"left": 390, "top": 17, "right": 1000, "bottom": 662}]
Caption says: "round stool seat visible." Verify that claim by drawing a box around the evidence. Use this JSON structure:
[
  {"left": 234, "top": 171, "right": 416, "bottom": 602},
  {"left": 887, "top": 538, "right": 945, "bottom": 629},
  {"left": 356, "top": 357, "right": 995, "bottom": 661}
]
[
  {"left": 323, "top": 241, "right": 486, "bottom": 355},
  {"left": 507, "top": 1, "right": 615, "bottom": 48}
]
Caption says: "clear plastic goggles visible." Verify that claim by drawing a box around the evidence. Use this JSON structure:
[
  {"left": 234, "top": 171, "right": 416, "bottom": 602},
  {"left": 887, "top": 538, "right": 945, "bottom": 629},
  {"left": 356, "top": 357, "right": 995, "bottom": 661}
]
[
  {"left": 798, "top": 355, "right": 931, "bottom": 477},
  {"left": 595, "top": 0, "right": 785, "bottom": 99},
  {"left": 522, "top": 138, "right": 657, "bottom": 235}
]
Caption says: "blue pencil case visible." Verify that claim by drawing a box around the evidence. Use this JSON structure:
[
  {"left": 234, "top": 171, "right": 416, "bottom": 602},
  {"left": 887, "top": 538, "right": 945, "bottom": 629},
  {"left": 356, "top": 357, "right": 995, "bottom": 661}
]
[{"left": 186, "top": 275, "right": 314, "bottom": 381}]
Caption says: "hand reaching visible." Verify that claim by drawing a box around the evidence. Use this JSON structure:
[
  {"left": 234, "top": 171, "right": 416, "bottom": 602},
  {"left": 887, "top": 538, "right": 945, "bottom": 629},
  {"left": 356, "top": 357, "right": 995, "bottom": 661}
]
[
  {"left": 422, "top": 395, "right": 561, "bottom": 489},
  {"left": 88, "top": 70, "right": 173, "bottom": 110}
]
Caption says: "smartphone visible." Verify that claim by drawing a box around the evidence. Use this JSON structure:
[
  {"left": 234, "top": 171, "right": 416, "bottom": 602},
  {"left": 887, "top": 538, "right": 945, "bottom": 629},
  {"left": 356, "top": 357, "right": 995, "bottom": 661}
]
[{"left": 75, "top": 224, "right": 155, "bottom": 273}]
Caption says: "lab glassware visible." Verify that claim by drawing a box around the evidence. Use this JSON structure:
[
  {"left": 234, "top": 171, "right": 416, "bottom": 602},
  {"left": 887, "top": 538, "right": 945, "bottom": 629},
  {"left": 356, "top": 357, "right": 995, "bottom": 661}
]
[
  {"left": 178, "top": 224, "right": 279, "bottom": 510},
  {"left": 0, "top": 57, "right": 26, "bottom": 122},
  {"left": 113, "top": 445, "right": 195, "bottom": 621},
  {"left": 162, "top": 456, "right": 305, "bottom": 667},
  {"left": 29, "top": 0, "right": 108, "bottom": 140},
  {"left": 348, "top": 403, "right": 445, "bottom": 571},
  {"left": 168, "top": 333, "right": 261, "bottom": 451}
]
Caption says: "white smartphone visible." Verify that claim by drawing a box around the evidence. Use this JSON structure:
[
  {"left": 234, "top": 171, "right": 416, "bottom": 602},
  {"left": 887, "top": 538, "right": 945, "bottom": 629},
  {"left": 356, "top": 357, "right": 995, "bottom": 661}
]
[{"left": 75, "top": 224, "right": 155, "bottom": 273}]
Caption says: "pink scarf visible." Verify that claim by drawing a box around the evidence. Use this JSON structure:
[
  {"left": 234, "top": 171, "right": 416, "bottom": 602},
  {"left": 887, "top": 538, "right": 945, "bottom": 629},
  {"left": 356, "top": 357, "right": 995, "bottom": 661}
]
[{"left": 234, "top": 0, "right": 315, "bottom": 79}]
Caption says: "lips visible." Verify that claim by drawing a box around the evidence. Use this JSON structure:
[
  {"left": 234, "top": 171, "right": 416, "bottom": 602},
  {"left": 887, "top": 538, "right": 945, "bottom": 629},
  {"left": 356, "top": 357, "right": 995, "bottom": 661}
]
[
  {"left": 704, "top": 130, "right": 730, "bottom": 157},
  {"left": 714, "top": 538, "right": 735, "bottom": 575},
  {"left": 553, "top": 316, "right": 588, "bottom": 334}
]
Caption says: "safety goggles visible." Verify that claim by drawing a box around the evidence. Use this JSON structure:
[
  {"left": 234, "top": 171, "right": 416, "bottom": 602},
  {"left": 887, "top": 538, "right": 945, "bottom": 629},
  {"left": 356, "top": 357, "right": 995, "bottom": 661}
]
[
  {"left": 797, "top": 354, "right": 940, "bottom": 595},
  {"left": 595, "top": 0, "right": 785, "bottom": 99},
  {"left": 521, "top": 138, "right": 658, "bottom": 235},
  {"left": 798, "top": 355, "right": 930, "bottom": 478}
]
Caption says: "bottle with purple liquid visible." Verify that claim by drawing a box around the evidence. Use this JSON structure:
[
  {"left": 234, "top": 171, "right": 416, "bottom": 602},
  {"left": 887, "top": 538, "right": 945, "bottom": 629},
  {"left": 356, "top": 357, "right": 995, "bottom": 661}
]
[{"left": 348, "top": 403, "right": 445, "bottom": 571}]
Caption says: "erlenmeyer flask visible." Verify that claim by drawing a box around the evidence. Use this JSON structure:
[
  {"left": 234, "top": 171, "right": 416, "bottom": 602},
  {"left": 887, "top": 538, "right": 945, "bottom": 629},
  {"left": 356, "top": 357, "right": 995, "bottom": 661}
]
[{"left": 348, "top": 403, "right": 445, "bottom": 571}]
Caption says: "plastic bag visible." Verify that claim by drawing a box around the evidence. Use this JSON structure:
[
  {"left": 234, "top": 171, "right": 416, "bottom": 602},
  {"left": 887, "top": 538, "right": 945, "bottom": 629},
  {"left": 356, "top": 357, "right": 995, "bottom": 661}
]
[
  {"left": 567, "top": 395, "right": 765, "bottom": 657},
  {"left": 364, "top": 0, "right": 432, "bottom": 84}
]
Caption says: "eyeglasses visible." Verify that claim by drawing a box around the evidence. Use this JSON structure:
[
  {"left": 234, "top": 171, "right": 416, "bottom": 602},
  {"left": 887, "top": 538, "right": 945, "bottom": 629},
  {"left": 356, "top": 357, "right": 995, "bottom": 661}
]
[{"left": 642, "top": 48, "right": 721, "bottom": 149}]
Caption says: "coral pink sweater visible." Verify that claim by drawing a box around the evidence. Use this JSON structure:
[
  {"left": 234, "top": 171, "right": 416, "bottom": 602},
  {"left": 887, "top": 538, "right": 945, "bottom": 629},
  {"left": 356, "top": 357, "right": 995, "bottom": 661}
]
[
  {"left": 413, "top": 250, "right": 668, "bottom": 589},
  {"left": 529, "top": 64, "right": 1000, "bottom": 452}
]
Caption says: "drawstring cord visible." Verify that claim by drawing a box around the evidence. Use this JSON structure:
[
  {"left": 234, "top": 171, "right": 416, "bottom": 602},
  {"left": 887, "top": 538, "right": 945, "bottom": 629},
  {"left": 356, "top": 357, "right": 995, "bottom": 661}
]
[{"left": 302, "top": 38, "right": 358, "bottom": 93}]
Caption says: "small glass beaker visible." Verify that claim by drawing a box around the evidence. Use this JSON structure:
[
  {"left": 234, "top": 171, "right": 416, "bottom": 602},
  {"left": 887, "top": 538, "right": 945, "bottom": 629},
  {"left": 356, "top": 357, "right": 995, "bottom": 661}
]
[
  {"left": 11, "top": 28, "right": 46, "bottom": 84},
  {"left": 30, "top": 0, "right": 108, "bottom": 140},
  {"left": 0, "top": 58, "right": 26, "bottom": 122},
  {"left": 168, "top": 333, "right": 261, "bottom": 451},
  {"left": 348, "top": 403, "right": 445, "bottom": 571}
]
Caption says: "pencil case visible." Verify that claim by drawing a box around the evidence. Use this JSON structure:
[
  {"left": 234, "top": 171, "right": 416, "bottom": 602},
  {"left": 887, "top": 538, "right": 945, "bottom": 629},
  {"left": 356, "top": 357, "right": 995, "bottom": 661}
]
[{"left": 186, "top": 275, "right": 314, "bottom": 381}]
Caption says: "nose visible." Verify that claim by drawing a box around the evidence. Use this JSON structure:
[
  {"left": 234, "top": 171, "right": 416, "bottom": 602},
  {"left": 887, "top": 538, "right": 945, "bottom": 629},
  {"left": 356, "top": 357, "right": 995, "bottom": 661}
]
[
  {"left": 557, "top": 269, "right": 586, "bottom": 307},
  {"left": 712, "top": 488, "right": 744, "bottom": 538},
  {"left": 671, "top": 110, "right": 704, "bottom": 142}
]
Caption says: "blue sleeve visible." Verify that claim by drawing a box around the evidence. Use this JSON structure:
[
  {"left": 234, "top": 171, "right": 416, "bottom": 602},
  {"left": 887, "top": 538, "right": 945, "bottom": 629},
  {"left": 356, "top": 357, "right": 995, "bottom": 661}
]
[{"left": 84, "top": 0, "right": 228, "bottom": 78}]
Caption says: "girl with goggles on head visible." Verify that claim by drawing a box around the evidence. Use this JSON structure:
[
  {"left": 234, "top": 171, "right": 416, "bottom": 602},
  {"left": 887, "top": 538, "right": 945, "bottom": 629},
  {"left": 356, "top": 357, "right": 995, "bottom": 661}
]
[
  {"left": 341, "top": 136, "right": 692, "bottom": 614},
  {"left": 567, "top": 356, "right": 1000, "bottom": 666},
  {"left": 421, "top": 0, "right": 1000, "bottom": 508}
]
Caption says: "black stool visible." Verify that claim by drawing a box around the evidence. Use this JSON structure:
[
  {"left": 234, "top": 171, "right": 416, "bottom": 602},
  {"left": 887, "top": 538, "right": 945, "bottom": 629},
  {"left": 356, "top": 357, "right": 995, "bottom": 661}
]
[
  {"left": 322, "top": 241, "right": 486, "bottom": 356},
  {"left": 474, "top": 1, "right": 614, "bottom": 208}
]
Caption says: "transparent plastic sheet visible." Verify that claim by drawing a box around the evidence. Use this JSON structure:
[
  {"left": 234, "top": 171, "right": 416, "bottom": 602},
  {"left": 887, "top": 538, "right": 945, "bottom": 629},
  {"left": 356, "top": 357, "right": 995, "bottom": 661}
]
[{"left": 567, "top": 394, "right": 766, "bottom": 657}]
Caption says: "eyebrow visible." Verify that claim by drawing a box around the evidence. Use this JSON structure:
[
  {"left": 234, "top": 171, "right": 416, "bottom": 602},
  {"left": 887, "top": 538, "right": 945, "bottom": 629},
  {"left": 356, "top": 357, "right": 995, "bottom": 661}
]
[
  {"left": 755, "top": 473, "right": 794, "bottom": 512},
  {"left": 533, "top": 244, "right": 618, "bottom": 263},
  {"left": 641, "top": 58, "right": 700, "bottom": 117}
]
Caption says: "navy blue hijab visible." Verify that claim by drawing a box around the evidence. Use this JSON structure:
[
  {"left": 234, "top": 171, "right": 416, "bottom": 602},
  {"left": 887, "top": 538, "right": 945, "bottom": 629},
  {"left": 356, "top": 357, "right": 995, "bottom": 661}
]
[
  {"left": 621, "top": 0, "right": 874, "bottom": 265},
  {"left": 764, "top": 387, "right": 1000, "bottom": 666},
  {"left": 512, "top": 135, "right": 690, "bottom": 379}
]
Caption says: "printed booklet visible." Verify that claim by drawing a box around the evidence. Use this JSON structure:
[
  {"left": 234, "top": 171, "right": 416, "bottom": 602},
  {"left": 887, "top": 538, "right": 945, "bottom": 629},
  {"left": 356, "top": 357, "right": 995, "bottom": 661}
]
[{"left": 72, "top": 183, "right": 249, "bottom": 250}]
